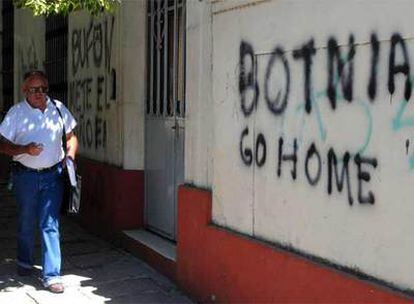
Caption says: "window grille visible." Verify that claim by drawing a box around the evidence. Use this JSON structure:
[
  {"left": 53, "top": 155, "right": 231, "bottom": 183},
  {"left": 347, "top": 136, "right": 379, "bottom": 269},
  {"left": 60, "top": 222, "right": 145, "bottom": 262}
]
[
  {"left": 147, "top": 0, "right": 186, "bottom": 118},
  {"left": 45, "top": 15, "right": 68, "bottom": 104}
]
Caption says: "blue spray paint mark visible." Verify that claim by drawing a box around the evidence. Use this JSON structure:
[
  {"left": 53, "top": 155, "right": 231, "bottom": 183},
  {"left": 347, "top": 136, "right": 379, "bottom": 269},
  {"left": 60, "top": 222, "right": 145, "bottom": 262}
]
[
  {"left": 392, "top": 99, "right": 414, "bottom": 131},
  {"left": 295, "top": 77, "right": 373, "bottom": 157}
]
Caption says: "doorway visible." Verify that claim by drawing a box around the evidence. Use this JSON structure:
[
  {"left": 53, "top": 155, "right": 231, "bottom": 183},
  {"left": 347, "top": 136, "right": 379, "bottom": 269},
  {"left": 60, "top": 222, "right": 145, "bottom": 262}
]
[{"left": 145, "top": 0, "right": 186, "bottom": 241}]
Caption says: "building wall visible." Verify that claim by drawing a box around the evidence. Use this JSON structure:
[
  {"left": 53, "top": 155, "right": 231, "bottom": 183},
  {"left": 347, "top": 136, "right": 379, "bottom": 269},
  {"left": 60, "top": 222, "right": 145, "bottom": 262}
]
[
  {"left": 118, "top": 0, "right": 146, "bottom": 170},
  {"left": 185, "top": 0, "right": 214, "bottom": 188},
  {"left": 68, "top": 11, "right": 122, "bottom": 165},
  {"left": 14, "top": 9, "right": 45, "bottom": 102},
  {"left": 177, "top": 185, "right": 413, "bottom": 302},
  {"left": 184, "top": 0, "right": 414, "bottom": 291},
  {"left": 67, "top": 4, "right": 146, "bottom": 233},
  {"left": 67, "top": 2, "right": 146, "bottom": 169}
]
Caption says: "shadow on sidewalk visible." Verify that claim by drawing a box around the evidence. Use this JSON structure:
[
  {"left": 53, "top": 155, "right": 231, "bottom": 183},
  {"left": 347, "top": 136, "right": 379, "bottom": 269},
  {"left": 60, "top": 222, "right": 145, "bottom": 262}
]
[{"left": 0, "top": 181, "right": 191, "bottom": 303}]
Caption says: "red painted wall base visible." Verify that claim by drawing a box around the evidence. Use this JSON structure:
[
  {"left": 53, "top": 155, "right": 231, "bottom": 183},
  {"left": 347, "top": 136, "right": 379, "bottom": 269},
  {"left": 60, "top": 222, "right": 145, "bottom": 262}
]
[
  {"left": 78, "top": 158, "right": 144, "bottom": 237},
  {"left": 177, "top": 185, "right": 413, "bottom": 303}
]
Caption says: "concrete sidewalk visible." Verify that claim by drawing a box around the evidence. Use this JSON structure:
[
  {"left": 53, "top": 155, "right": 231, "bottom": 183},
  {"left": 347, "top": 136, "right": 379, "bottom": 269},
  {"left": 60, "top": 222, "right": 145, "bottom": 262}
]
[{"left": 0, "top": 181, "right": 192, "bottom": 304}]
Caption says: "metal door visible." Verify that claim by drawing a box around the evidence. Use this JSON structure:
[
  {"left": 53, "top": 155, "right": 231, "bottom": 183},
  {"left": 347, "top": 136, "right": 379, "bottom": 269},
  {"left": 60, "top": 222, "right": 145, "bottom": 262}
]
[{"left": 145, "top": 0, "right": 186, "bottom": 240}]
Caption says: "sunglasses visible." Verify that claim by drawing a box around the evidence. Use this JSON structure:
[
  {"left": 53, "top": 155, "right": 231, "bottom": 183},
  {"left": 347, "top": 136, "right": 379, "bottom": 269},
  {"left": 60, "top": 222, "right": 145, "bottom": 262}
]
[{"left": 27, "top": 86, "right": 48, "bottom": 94}]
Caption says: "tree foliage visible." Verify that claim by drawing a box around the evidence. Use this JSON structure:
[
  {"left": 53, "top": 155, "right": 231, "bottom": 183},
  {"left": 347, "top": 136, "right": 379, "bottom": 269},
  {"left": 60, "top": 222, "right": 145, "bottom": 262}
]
[{"left": 13, "top": 0, "right": 120, "bottom": 16}]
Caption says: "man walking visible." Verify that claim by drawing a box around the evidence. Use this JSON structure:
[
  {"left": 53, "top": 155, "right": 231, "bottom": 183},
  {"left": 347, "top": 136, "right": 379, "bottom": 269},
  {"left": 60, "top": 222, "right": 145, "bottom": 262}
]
[{"left": 0, "top": 70, "right": 78, "bottom": 293}]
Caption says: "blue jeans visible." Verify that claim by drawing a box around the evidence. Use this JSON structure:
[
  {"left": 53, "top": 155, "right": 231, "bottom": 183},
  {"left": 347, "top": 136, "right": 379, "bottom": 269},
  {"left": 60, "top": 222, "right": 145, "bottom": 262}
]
[{"left": 13, "top": 163, "right": 64, "bottom": 286}]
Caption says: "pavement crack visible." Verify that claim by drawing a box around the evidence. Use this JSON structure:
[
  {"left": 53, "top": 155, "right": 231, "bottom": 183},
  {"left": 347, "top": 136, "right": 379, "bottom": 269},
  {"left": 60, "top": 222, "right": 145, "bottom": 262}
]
[{"left": 25, "top": 292, "right": 40, "bottom": 304}]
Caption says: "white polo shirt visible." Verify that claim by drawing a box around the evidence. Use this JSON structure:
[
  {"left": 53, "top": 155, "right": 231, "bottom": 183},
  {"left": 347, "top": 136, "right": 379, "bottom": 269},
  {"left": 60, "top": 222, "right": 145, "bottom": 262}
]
[{"left": 0, "top": 97, "right": 77, "bottom": 169}]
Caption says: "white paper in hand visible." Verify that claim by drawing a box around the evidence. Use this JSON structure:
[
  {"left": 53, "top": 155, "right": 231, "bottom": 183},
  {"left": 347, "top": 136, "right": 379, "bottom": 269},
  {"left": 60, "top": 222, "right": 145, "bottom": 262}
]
[{"left": 66, "top": 158, "right": 77, "bottom": 187}]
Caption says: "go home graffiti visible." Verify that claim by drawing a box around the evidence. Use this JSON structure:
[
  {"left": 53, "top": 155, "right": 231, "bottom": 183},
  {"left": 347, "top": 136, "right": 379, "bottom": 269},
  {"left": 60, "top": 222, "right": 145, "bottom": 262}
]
[{"left": 240, "top": 129, "right": 378, "bottom": 205}]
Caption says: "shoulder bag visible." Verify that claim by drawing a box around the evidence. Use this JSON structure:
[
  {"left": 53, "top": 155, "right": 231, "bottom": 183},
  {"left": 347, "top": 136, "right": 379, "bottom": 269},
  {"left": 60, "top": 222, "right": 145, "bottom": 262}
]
[{"left": 50, "top": 98, "right": 81, "bottom": 214}]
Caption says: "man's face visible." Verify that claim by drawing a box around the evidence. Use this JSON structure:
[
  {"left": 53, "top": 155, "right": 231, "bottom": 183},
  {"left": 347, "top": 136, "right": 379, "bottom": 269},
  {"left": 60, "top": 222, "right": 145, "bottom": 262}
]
[{"left": 23, "top": 76, "right": 48, "bottom": 109}]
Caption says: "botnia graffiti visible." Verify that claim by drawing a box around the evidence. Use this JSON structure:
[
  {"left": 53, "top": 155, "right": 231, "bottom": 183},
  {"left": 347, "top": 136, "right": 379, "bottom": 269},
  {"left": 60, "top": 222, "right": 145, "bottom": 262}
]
[
  {"left": 238, "top": 32, "right": 413, "bottom": 206},
  {"left": 239, "top": 33, "right": 411, "bottom": 116}
]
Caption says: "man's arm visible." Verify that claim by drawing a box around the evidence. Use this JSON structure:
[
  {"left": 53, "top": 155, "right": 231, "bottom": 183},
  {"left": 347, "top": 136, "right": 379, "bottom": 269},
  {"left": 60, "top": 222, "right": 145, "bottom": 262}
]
[
  {"left": 0, "top": 136, "right": 43, "bottom": 156},
  {"left": 66, "top": 132, "right": 78, "bottom": 160}
]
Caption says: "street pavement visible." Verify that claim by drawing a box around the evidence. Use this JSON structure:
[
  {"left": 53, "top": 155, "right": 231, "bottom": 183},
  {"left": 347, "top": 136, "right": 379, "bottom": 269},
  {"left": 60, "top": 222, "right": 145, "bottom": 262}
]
[{"left": 0, "top": 181, "right": 193, "bottom": 304}]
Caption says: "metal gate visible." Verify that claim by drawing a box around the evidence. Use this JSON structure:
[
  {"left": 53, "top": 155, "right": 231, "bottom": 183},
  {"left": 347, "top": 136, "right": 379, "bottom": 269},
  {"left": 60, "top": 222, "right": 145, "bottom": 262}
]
[
  {"left": 45, "top": 15, "right": 68, "bottom": 104},
  {"left": 145, "top": 0, "right": 186, "bottom": 240}
]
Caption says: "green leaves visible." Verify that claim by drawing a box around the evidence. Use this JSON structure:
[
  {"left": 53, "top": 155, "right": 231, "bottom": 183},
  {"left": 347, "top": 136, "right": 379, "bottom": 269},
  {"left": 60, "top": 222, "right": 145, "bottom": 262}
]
[{"left": 13, "top": 0, "right": 120, "bottom": 16}]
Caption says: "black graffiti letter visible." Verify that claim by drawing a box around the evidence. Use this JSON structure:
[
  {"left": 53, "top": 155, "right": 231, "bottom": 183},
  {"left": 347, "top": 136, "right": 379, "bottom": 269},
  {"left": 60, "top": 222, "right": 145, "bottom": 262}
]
[
  {"left": 354, "top": 154, "right": 378, "bottom": 204},
  {"left": 277, "top": 137, "right": 297, "bottom": 180},
  {"left": 83, "top": 20, "right": 94, "bottom": 70},
  {"left": 368, "top": 33, "right": 379, "bottom": 101},
  {"left": 305, "top": 143, "right": 321, "bottom": 186},
  {"left": 102, "top": 119, "right": 107, "bottom": 148},
  {"left": 327, "top": 35, "right": 355, "bottom": 109},
  {"left": 97, "top": 76, "right": 104, "bottom": 111},
  {"left": 239, "top": 41, "right": 258, "bottom": 116},
  {"left": 240, "top": 127, "right": 253, "bottom": 166},
  {"left": 71, "top": 30, "right": 81, "bottom": 76},
  {"left": 327, "top": 148, "right": 353, "bottom": 205},
  {"left": 105, "top": 16, "right": 115, "bottom": 71},
  {"left": 85, "top": 78, "right": 93, "bottom": 110},
  {"left": 265, "top": 47, "right": 290, "bottom": 115},
  {"left": 255, "top": 133, "right": 266, "bottom": 167},
  {"left": 388, "top": 33, "right": 412, "bottom": 101},
  {"left": 95, "top": 117, "right": 102, "bottom": 149},
  {"left": 93, "top": 23, "right": 103, "bottom": 67},
  {"left": 86, "top": 119, "right": 93, "bottom": 148},
  {"left": 111, "top": 68, "right": 116, "bottom": 101},
  {"left": 293, "top": 39, "right": 316, "bottom": 113}
]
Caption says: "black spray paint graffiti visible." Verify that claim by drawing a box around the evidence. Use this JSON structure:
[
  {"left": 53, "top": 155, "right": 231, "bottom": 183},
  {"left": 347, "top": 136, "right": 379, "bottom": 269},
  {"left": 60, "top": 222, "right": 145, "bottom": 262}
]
[
  {"left": 240, "top": 129, "right": 378, "bottom": 205},
  {"left": 240, "top": 33, "right": 412, "bottom": 116},
  {"left": 239, "top": 42, "right": 259, "bottom": 116},
  {"left": 292, "top": 39, "right": 316, "bottom": 113},
  {"left": 69, "top": 16, "right": 116, "bottom": 150},
  {"left": 19, "top": 38, "right": 40, "bottom": 81},
  {"left": 388, "top": 34, "right": 412, "bottom": 101},
  {"left": 69, "top": 73, "right": 115, "bottom": 149},
  {"left": 71, "top": 16, "right": 115, "bottom": 75},
  {"left": 236, "top": 32, "right": 414, "bottom": 205},
  {"left": 326, "top": 35, "right": 355, "bottom": 109}
]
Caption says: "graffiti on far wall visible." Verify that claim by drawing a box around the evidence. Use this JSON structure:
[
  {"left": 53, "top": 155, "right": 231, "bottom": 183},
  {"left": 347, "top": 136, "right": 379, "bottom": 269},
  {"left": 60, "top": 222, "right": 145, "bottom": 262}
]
[
  {"left": 68, "top": 15, "right": 116, "bottom": 151},
  {"left": 18, "top": 38, "right": 40, "bottom": 74}
]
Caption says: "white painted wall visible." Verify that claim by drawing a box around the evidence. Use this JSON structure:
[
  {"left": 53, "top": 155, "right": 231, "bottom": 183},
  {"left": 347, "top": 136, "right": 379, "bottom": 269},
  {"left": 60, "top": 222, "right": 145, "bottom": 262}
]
[
  {"left": 196, "top": 0, "right": 414, "bottom": 290},
  {"left": 68, "top": 7, "right": 146, "bottom": 168},
  {"left": 68, "top": 11, "right": 122, "bottom": 165},
  {"left": 118, "top": 1, "right": 146, "bottom": 170},
  {"left": 185, "top": 0, "right": 214, "bottom": 187},
  {"left": 14, "top": 9, "right": 45, "bottom": 103}
]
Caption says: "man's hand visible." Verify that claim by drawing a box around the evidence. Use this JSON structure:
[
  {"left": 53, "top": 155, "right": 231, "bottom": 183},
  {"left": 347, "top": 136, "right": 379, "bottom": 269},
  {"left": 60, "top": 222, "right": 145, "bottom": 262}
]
[
  {"left": 0, "top": 137, "right": 43, "bottom": 157},
  {"left": 25, "top": 143, "right": 43, "bottom": 156},
  {"left": 66, "top": 132, "right": 78, "bottom": 160}
]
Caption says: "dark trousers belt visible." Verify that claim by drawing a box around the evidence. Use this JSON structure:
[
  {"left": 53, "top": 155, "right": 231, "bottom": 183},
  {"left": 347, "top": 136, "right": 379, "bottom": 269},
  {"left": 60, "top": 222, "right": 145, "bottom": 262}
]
[{"left": 12, "top": 161, "right": 61, "bottom": 173}]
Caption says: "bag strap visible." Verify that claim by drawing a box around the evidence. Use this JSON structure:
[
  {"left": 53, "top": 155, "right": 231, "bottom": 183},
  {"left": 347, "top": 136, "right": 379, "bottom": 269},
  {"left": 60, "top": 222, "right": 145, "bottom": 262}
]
[{"left": 50, "top": 98, "right": 67, "bottom": 156}]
